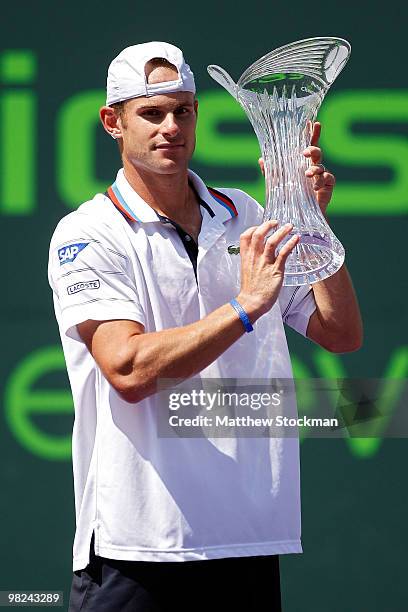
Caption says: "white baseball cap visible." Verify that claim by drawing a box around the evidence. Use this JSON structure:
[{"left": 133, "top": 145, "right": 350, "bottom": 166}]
[{"left": 106, "top": 41, "right": 196, "bottom": 106}]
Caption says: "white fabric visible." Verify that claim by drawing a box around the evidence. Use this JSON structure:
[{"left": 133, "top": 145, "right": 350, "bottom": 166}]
[
  {"left": 106, "top": 41, "right": 196, "bottom": 105},
  {"left": 48, "top": 169, "right": 316, "bottom": 572}
]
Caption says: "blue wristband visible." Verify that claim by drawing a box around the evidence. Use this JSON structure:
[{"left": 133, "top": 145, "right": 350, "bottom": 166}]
[{"left": 230, "top": 298, "right": 254, "bottom": 333}]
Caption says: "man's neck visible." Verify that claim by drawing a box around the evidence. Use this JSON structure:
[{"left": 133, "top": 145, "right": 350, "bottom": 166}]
[{"left": 123, "top": 161, "right": 199, "bottom": 225}]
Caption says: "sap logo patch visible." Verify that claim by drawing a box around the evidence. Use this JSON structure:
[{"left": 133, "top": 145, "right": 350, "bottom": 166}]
[
  {"left": 58, "top": 242, "right": 89, "bottom": 265},
  {"left": 67, "top": 280, "right": 100, "bottom": 295}
]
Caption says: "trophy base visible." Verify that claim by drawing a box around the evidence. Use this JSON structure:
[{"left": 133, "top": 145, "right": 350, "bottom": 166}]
[{"left": 227, "top": 230, "right": 345, "bottom": 286}]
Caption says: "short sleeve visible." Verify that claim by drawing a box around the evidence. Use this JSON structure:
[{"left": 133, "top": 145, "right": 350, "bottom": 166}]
[
  {"left": 278, "top": 285, "right": 317, "bottom": 337},
  {"left": 48, "top": 214, "right": 145, "bottom": 339}
]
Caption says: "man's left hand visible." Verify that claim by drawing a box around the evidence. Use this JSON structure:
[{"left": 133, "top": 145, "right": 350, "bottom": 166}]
[
  {"left": 303, "top": 122, "right": 335, "bottom": 216},
  {"left": 258, "top": 121, "right": 335, "bottom": 217}
]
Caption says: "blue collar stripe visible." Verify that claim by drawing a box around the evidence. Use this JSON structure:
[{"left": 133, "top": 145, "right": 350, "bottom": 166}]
[
  {"left": 207, "top": 189, "right": 238, "bottom": 218},
  {"left": 111, "top": 182, "right": 143, "bottom": 222}
]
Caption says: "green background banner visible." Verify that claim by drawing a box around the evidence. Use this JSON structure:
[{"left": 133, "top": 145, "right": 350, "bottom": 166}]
[{"left": 1, "top": 1, "right": 407, "bottom": 609}]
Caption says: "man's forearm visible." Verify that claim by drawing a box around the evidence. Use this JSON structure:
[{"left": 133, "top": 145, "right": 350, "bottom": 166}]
[
  {"left": 308, "top": 263, "right": 363, "bottom": 352},
  {"left": 104, "top": 294, "right": 262, "bottom": 403}
]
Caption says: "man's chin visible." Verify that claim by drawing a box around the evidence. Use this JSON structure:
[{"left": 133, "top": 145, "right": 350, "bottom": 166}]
[
  {"left": 127, "top": 156, "right": 190, "bottom": 176},
  {"left": 152, "top": 159, "right": 189, "bottom": 175}
]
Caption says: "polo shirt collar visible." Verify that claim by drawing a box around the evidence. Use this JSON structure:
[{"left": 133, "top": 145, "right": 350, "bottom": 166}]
[
  {"left": 108, "top": 168, "right": 238, "bottom": 224},
  {"left": 187, "top": 170, "right": 238, "bottom": 223},
  {"left": 109, "top": 169, "right": 159, "bottom": 222}
]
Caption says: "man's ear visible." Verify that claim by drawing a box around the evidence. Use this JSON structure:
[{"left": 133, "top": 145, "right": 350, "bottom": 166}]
[
  {"left": 100, "top": 106, "right": 123, "bottom": 140},
  {"left": 194, "top": 99, "right": 199, "bottom": 116}
]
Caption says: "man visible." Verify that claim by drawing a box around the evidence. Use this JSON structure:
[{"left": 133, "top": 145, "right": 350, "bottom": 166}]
[{"left": 48, "top": 42, "right": 362, "bottom": 611}]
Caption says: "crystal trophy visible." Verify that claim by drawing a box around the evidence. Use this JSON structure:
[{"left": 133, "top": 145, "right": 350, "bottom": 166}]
[{"left": 208, "top": 37, "right": 351, "bottom": 286}]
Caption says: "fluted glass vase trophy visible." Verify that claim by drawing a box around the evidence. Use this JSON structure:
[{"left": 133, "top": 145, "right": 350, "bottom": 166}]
[{"left": 208, "top": 37, "right": 351, "bottom": 286}]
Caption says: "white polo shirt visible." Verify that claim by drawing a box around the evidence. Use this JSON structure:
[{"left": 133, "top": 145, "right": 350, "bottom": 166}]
[{"left": 48, "top": 168, "right": 316, "bottom": 571}]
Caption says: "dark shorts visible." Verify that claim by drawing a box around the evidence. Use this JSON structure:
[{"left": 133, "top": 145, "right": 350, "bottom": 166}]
[{"left": 69, "top": 534, "right": 282, "bottom": 612}]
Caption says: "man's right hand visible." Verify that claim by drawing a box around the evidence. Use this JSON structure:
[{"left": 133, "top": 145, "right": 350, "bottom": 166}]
[{"left": 237, "top": 220, "right": 300, "bottom": 322}]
